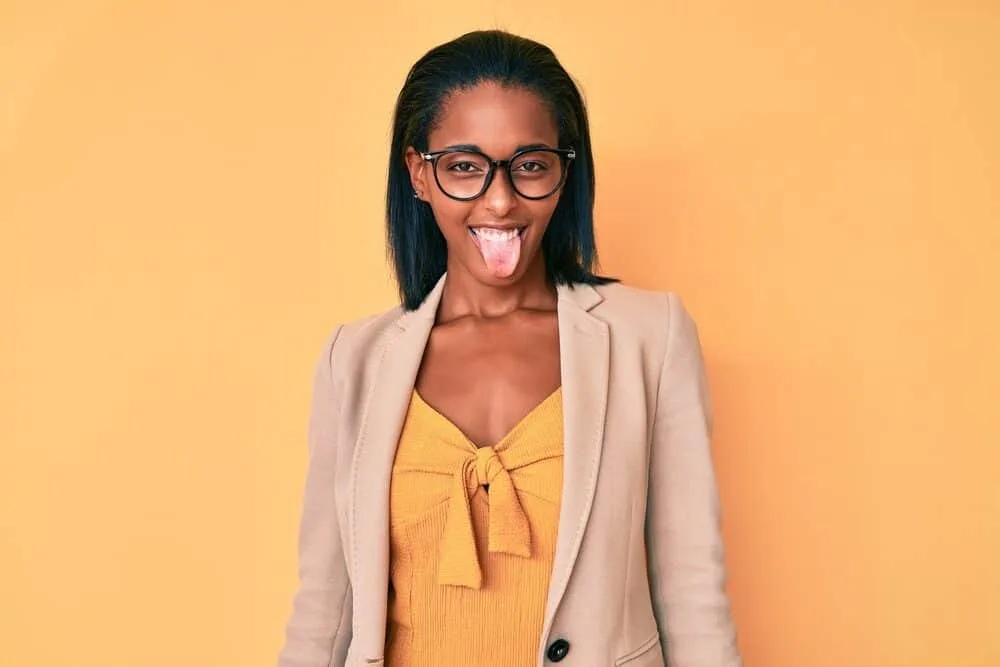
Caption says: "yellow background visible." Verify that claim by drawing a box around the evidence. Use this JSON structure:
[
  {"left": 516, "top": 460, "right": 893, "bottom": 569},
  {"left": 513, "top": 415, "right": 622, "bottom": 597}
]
[{"left": 2, "top": 1, "right": 998, "bottom": 666}]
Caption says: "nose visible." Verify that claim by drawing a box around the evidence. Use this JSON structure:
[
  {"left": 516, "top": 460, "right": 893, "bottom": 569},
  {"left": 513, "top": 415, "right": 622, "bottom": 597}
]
[{"left": 483, "top": 166, "right": 517, "bottom": 217}]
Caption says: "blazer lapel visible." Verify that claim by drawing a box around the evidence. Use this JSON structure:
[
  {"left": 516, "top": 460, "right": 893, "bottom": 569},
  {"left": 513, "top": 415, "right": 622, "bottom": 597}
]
[
  {"left": 348, "top": 275, "right": 444, "bottom": 661},
  {"left": 543, "top": 283, "right": 610, "bottom": 639}
]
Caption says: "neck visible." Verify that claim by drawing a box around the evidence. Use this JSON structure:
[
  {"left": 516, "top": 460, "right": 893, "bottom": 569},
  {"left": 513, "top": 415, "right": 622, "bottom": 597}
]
[{"left": 437, "top": 257, "right": 557, "bottom": 322}]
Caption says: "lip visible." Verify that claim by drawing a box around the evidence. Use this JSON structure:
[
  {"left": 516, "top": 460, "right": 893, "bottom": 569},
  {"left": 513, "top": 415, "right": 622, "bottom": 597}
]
[
  {"left": 468, "top": 226, "right": 526, "bottom": 249},
  {"left": 468, "top": 225, "right": 527, "bottom": 235}
]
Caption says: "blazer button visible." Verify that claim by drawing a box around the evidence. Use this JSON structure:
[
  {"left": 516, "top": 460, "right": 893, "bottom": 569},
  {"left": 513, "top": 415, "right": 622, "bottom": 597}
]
[{"left": 546, "top": 638, "right": 570, "bottom": 662}]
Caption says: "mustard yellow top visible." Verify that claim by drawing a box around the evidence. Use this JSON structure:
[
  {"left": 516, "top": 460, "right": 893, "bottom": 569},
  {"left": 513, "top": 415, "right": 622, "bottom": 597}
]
[{"left": 386, "top": 388, "right": 564, "bottom": 667}]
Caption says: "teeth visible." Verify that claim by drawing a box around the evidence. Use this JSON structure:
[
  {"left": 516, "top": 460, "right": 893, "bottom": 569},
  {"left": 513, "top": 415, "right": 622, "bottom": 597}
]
[{"left": 473, "top": 227, "right": 519, "bottom": 241}]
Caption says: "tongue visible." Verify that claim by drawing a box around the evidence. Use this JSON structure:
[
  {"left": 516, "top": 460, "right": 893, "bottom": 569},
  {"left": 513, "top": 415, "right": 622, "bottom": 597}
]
[{"left": 477, "top": 233, "right": 522, "bottom": 278}]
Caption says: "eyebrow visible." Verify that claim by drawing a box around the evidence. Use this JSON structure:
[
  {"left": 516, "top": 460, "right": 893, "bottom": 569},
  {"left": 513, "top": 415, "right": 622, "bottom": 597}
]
[{"left": 436, "top": 142, "right": 555, "bottom": 154}]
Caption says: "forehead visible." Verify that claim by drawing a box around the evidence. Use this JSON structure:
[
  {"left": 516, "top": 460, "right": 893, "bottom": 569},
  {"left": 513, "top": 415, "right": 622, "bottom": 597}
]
[{"left": 429, "top": 82, "right": 559, "bottom": 154}]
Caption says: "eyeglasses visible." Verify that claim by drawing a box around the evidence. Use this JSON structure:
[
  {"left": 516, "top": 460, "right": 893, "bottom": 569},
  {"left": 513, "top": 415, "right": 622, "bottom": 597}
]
[{"left": 420, "top": 146, "right": 576, "bottom": 201}]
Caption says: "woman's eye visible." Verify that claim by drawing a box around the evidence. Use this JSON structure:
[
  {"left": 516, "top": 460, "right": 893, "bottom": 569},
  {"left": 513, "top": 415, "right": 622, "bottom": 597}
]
[
  {"left": 515, "top": 161, "right": 547, "bottom": 173},
  {"left": 447, "top": 161, "right": 483, "bottom": 173}
]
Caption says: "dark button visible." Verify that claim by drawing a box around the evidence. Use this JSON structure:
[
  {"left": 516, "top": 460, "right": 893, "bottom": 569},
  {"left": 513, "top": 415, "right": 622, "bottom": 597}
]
[{"left": 546, "top": 639, "right": 570, "bottom": 662}]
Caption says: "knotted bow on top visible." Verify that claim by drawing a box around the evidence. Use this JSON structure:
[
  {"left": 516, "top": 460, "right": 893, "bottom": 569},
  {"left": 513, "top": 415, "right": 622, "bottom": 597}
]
[
  {"left": 438, "top": 445, "right": 532, "bottom": 589},
  {"left": 395, "top": 389, "right": 564, "bottom": 590}
]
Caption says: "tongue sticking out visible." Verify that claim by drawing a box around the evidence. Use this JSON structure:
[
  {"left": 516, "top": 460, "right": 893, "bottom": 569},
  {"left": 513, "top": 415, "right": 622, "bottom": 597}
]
[{"left": 474, "top": 230, "right": 522, "bottom": 278}]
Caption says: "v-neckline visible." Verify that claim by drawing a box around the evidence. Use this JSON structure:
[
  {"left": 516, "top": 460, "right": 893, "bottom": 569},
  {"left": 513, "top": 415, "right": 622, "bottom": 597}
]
[{"left": 411, "top": 386, "right": 563, "bottom": 450}]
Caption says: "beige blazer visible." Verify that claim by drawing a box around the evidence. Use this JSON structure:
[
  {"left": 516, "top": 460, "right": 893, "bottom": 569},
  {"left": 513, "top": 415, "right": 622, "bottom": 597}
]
[{"left": 278, "top": 274, "right": 741, "bottom": 667}]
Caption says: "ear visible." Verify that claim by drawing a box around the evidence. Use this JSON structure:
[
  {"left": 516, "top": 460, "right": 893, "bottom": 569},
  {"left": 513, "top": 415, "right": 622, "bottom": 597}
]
[{"left": 404, "top": 147, "right": 430, "bottom": 201}]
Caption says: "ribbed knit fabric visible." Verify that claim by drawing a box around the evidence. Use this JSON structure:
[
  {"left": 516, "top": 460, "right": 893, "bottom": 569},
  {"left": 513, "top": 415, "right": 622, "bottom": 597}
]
[{"left": 386, "top": 388, "right": 564, "bottom": 667}]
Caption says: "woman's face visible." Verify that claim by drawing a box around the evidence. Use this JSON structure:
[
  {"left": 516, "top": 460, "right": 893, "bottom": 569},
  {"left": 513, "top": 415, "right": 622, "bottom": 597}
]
[{"left": 406, "top": 82, "right": 563, "bottom": 286}]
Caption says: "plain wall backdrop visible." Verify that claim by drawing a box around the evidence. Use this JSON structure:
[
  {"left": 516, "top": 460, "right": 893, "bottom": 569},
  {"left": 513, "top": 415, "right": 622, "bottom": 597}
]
[{"left": 2, "top": 1, "right": 998, "bottom": 666}]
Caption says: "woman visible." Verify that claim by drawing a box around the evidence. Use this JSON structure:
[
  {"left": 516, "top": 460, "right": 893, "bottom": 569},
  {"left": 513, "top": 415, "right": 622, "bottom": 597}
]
[{"left": 278, "top": 30, "right": 741, "bottom": 667}]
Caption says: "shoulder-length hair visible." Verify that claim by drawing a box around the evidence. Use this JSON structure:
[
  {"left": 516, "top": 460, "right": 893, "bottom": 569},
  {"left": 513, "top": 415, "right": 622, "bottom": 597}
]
[{"left": 386, "top": 29, "right": 616, "bottom": 310}]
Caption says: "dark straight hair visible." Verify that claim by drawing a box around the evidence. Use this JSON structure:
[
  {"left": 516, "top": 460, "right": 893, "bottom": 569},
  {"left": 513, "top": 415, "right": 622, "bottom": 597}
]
[{"left": 386, "top": 29, "right": 617, "bottom": 310}]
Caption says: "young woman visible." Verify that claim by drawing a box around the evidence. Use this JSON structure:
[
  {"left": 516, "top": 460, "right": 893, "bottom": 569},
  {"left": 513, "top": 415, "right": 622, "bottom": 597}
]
[{"left": 278, "top": 30, "right": 741, "bottom": 667}]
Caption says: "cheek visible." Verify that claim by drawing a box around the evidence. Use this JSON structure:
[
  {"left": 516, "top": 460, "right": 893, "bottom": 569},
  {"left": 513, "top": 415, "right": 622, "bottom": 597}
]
[
  {"left": 527, "top": 198, "right": 560, "bottom": 231},
  {"left": 429, "top": 199, "right": 472, "bottom": 235}
]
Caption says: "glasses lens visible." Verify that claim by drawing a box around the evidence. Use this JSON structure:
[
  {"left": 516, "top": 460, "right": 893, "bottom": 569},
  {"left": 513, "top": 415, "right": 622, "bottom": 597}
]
[
  {"left": 510, "top": 150, "right": 565, "bottom": 199},
  {"left": 434, "top": 151, "right": 490, "bottom": 199}
]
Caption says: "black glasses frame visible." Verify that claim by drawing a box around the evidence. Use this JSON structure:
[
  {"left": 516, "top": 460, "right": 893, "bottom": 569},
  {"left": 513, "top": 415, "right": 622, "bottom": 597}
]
[{"left": 420, "top": 147, "right": 576, "bottom": 202}]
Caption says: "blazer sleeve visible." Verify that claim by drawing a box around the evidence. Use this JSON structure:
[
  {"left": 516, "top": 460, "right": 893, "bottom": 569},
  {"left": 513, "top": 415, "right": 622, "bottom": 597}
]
[
  {"left": 278, "top": 326, "right": 352, "bottom": 667},
  {"left": 646, "top": 294, "right": 742, "bottom": 666}
]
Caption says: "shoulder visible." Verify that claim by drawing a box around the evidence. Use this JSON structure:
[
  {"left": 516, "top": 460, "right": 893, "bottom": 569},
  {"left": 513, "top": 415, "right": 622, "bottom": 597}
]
[
  {"left": 315, "top": 302, "right": 407, "bottom": 373},
  {"left": 589, "top": 282, "right": 709, "bottom": 407},
  {"left": 588, "top": 281, "right": 697, "bottom": 346}
]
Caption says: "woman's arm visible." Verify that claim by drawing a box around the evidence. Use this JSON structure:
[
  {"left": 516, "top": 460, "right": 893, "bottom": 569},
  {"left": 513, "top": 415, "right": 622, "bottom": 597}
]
[
  {"left": 278, "top": 327, "right": 352, "bottom": 667},
  {"left": 646, "top": 295, "right": 742, "bottom": 666}
]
